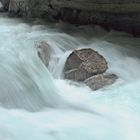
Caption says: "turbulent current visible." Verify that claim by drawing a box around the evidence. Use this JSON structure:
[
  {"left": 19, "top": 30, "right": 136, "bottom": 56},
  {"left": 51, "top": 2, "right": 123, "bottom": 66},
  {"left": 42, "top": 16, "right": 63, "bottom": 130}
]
[{"left": 0, "top": 13, "right": 140, "bottom": 140}]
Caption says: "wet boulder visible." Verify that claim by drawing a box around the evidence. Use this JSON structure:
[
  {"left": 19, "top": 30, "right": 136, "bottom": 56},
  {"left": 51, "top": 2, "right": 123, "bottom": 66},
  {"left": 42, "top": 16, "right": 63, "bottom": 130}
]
[
  {"left": 64, "top": 48, "right": 108, "bottom": 81},
  {"left": 84, "top": 74, "right": 118, "bottom": 90},
  {"left": 36, "top": 41, "right": 51, "bottom": 67}
]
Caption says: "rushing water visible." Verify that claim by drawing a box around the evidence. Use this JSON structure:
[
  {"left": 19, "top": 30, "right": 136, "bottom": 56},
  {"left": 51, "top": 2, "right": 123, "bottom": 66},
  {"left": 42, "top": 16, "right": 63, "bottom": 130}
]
[{"left": 0, "top": 13, "right": 140, "bottom": 140}]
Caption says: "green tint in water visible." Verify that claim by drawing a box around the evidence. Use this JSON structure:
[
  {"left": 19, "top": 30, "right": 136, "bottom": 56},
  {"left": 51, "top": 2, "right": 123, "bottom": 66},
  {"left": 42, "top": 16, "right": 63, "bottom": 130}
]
[{"left": 0, "top": 14, "right": 139, "bottom": 140}]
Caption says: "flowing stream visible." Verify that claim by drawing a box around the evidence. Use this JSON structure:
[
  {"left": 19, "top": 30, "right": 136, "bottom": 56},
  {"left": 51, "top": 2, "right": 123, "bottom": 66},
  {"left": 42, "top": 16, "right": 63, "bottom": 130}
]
[{"left": 0, "top": 13, "right": 140, "bottom": 140}]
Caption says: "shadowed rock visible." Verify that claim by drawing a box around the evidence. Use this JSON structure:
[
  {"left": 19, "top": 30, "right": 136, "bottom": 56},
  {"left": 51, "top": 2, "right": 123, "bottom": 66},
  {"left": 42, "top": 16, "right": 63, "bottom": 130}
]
[
  {"left": 7, "top": 0, "right": 140, "bottom": 35},
  {"left": 0, "top": 0, "right": 10, "bottom": 11},
  {"left": 9, "top": 0, "right": 27, "bottom": 16},
  {"left": 0, "top": 1, "right": 4, "bottom": 11}
]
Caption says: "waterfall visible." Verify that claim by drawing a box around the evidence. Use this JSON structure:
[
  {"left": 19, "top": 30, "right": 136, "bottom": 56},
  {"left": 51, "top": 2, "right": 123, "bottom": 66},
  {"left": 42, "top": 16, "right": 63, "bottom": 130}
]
[
  {"left": 0, "top": 14, "right": 70, "bottom": 111},
  {"left": 0, "top": 14, "right": 140, "bottom": 140}
]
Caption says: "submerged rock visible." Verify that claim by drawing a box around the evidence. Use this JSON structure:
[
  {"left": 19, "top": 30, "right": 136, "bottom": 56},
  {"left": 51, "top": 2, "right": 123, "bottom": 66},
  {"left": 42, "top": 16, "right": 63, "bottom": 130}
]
[
  {"left": 84, "top": 74, "right": 118, "bottom": 90},
  {"left": 64, "top": 48, "right": 108, "bottom": 81},
  {"left": 36, "top": 41, "right": 51, "bottom": 67}
]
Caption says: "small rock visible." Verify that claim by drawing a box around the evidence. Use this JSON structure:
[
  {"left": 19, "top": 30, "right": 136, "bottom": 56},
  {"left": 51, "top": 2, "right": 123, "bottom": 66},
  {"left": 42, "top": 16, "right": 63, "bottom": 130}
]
[
  {"left": 84, "top": 74, "right": 118, "bottom": 90},
  {"left": 36, "top": 41, "right": 51, "bottom": 67},
  {"left": 64, "top": 48, "right": 108, "bottom": 81}
]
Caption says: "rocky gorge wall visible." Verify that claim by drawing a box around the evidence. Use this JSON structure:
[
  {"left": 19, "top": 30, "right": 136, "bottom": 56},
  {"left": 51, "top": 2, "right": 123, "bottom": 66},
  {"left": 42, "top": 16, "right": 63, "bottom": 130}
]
[{"left": 1, "top": 0, "right": 140, "bottom": 35}]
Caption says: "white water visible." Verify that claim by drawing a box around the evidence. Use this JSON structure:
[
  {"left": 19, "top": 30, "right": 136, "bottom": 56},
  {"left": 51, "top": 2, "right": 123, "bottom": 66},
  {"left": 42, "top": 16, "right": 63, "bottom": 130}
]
[{"left": 0, "top": 14, "right": 140, "bottom": 140}]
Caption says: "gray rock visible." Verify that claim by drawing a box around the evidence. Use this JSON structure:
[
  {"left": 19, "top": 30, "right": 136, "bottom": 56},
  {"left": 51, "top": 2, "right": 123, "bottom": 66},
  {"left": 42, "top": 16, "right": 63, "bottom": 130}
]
[
  {"left": 64, "top": 48, "right": 108, "bottom": 81},
  {"left": 8, "top": 0, "right": 50, "bottom": 17},
  {"left": 7, "top": 0, "right": 140, "bottom": 34},
  {"left": 84, "top": 74, "right": 118, "bottom": 90},
  {"left": 26, "top": 0, "right": 50, "bottom": 17},
  {"left": 36, "top": 41, "right": 51, "bottom": 67},
  {"left": 0, "top": 0, "right": 10, "bottom": 11},
  {"left": 0, "top": 1, "right": 4, "bottom": 11},
  {"left": 9, "top": 0, "right": 28, "bottom": 16}
]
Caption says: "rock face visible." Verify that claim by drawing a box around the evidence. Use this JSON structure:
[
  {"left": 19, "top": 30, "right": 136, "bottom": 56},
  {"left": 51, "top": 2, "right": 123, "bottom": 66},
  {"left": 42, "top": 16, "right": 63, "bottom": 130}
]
[
  {"left": 0, "top": 1, "right": 3, "bottom": 11},
  {"left": 0, "top": 0, "right": 10, "bottom": 10},
  {"left": 6, "top": 0, "right": 140, "bottom": 35},
  {"left": 9, "top": 0, "right": 28, "bottom": 16},
  {"left": 64, "top": 48, "right": 117, "bottom": 90},
  {"left": 8, "top": 0, "right": 50, "bottom": 17},
  {"left": 84, "top": 74, "right": 118, "bottom": 90},
  {"left": 64, "top": 48, "right": 108, "bottom": 81},
  {"left": 26, "top": 0, "right": 50, "bottom": 17},
  {"left": 36, "top": 42, "right": 51, "bottom": 67}
]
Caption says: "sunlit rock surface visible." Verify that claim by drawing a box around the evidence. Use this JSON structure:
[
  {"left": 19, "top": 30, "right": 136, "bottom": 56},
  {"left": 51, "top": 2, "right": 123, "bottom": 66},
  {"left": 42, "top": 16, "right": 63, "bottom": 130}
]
[{"left": 64, "top": 48, "right": 108, "bottom": 81}]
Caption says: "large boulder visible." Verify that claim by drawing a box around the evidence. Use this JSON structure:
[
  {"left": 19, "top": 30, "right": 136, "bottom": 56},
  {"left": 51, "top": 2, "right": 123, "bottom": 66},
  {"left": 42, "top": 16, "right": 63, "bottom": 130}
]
[
  {"left": 64, "top": 48, "right": 108, "bottom": 81},
  {"left": 84, "top": 74, "right": 118, "bottom": 90}
]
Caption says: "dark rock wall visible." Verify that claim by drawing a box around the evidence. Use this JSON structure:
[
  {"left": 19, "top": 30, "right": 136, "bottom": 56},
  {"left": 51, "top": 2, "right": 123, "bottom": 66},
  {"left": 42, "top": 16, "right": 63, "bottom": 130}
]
[
  {"left": 6, "top": 0, "right": 140, "bottom": 35},
  {"left": 50, "top": 0, "right": 140, "bottom": 13},
  {"left": 0, "top": 0, "right": 10, "bottom": 10}
]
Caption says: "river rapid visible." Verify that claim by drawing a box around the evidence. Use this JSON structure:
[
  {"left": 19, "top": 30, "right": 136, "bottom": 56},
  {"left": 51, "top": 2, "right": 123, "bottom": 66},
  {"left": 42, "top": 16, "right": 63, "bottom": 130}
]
[{"left": 0, "top": 13, "right": 140, "bottom": 140}]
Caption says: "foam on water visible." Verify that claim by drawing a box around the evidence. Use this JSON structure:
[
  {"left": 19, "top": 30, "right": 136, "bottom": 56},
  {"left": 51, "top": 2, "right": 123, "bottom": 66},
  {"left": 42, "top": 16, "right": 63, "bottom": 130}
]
[
  {"left": 0, "top": 14, "right": 140, "bottom": 140},
  {"left": 0, "top": 15, "right": 69, "bottom": 111}
]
